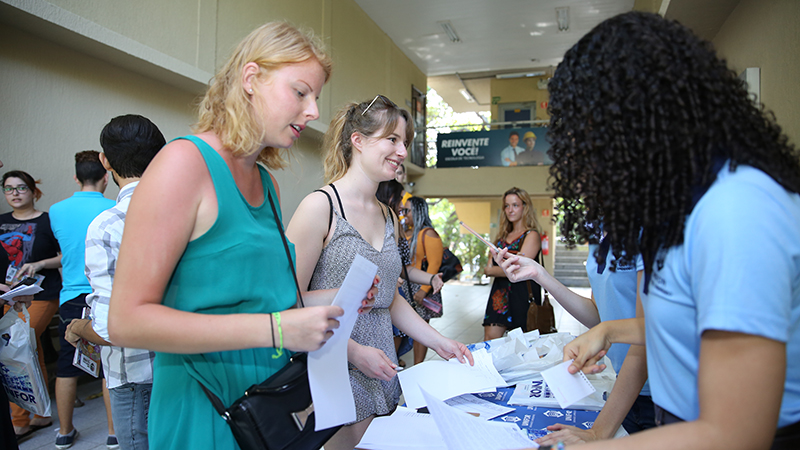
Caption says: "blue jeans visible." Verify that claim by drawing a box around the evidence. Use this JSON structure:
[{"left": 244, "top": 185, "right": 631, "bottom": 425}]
[
  {"left": 622, "top": 395, "right": 657, "bottom": 434},
  {"left": 109, "top": 383, "right": 152, "bottom": 450}
]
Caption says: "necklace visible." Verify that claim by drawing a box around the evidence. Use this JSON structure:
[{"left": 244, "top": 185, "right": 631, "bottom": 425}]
[{"left": 11, "top": 209, "right": 40, "bottom": 221}]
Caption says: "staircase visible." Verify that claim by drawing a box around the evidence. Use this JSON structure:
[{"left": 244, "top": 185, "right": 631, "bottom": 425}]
[{"left": 554, "top": 243, "right": 591, "bottom": 288}]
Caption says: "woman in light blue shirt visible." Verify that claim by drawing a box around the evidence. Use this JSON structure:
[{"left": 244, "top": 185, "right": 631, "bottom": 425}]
[{"left": 508, "top": 11, "right": 800, "bottom": 450}]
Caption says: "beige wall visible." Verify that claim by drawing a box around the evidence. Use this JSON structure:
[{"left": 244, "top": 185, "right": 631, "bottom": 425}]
[
  {"left": 0, "top": 0, "right": 426, "bottom": 223},
  {"left": 712, "top": 0, "right": 800, "bottom": 146}
]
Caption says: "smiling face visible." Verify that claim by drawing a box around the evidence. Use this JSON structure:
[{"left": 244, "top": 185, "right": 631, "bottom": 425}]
[
  {"left": 503, "top": 193, "right": 524, "bottom": 224},
  {"left": 3, "top": 177, "right": 34, "bottom": 210},
  {"left": 509, "top": 134, "right": 519, "bottom": 148},
  {"left": 248, "top": 59, "right": 327, "bottom": 149},
  {"left": 355, "top": 116, "right": 409, "bottom": 182}
]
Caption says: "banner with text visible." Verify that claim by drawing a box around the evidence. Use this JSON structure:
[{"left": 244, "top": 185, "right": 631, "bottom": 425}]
[{"left": 436, "top": 127, "right": 552, "bottom": 168}]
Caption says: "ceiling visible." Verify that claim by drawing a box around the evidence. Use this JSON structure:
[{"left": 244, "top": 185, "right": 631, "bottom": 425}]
[{"left": 353, "top": 0, "right": 740, "bottom": 114}]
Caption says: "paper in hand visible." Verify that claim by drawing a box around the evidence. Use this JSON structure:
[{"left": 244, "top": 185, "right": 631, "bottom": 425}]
[
  {"left": 308, "top": 254, "right": 378, "bottom": 431},
  {"left": 1, "top": 284, "right": 43, "bottom": 303},
  {"left": 540, "top": 359, "right": 596, "bottom": 409}
]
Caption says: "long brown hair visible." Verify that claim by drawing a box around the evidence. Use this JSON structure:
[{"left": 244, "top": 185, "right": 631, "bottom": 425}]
[{"left": 495, "top": 187, "right": 540, "bottom": 243}]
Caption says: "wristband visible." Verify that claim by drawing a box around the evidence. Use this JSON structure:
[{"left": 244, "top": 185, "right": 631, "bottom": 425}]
[
  {"left": 429, "top": 273, "right": 436, "bottom": 286},
  {"left": 271, "top": 312, "right": 284, "bottom": 359}
]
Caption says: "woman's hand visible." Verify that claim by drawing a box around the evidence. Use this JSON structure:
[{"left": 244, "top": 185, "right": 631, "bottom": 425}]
[
  {"left": 562, "top": 324, "right": 610, "bottom": 375},
  {"left": 0, "top": 284, "right": 33, "bottom": 311},
  {"left": 413, "top": 288, "right": 426, "bottom": 305},
  {"left": 360, "top": 276, "right": 380, "bottom": 315},
  {"left": 280, "top": 305, "right": 343, "bottom": 352},
  {"left": 431, "top": 336, "right": 474, "bottom": 366},
  {"left": 536, "top": 424, "right": 599, "bottom": 446},
  {"left": 348, "top": 341, "right": 398, "bottom": 381},
  {"left": 430, "top": 273, "right": 444, "bottom": 294},
  {"left": 492, "top": 248, "right": 542, "bottom": 283},
  {"left": 16, "top": 261, "right": 43, "bottom": 278}
]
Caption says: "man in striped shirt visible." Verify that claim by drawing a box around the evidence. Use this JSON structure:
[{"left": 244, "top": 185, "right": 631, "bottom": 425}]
[{"left": 65, "top": 115, "right": 165, "bottom": 450}]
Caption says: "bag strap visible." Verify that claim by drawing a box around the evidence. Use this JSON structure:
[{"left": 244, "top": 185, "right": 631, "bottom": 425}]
[
  {"left": 267, "top": 188, "right": 304, "bottom": 309},
  {"left": 198, "top": 382, "right": 229, "bottom": 418}
]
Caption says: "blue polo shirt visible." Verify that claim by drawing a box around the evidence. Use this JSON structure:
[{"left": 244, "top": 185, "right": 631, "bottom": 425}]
[
  {"left": 642, "top": 162, "right": 800, "bottom": 427},
  {"left": 49, "top": 191, "right": 114, "bottom": 304},
  {"left": 586, "top": 242, "right": 650, "bottom": 396}
]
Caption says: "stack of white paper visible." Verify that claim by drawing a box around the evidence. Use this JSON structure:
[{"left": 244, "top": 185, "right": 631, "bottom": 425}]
[{"left": 397, "top": 348, "right": 507, "bottom": 409}]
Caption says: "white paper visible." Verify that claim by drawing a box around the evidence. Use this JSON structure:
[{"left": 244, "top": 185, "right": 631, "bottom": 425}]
[
  {"left": 540, "top": 359, "right": 596, "bottom": 409},
  {"left": 357, "top": 410, "right": 447, "bottom": 450},
  {"left": 421, "top": 388, "right": 537, "bottom": 450},
  {"left": 308, "top": 254, "right": 378, "bottom": 430},
  {"left": 0, "top": 284, "right": 43, "bottom": 303},
  {"left": 398, "top": 348, "right": 506, "bottom": 409},
  {"left": 445, "top": 394, "right": 515, "bottom": 420}
]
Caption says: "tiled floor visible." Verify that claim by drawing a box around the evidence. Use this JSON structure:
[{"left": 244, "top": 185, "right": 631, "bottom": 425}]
[{"left": 18, "top": 281, "right": 591, "bottom": 449}]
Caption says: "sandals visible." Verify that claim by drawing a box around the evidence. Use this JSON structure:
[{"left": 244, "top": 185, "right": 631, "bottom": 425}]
[{"left": 15, "top": 420, "right": 53, "bottom": 440}]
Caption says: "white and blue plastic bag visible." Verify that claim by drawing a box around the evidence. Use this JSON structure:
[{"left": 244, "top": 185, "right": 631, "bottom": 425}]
[{"left": 0, "top": 305, "right": 51, "bottom": 416}]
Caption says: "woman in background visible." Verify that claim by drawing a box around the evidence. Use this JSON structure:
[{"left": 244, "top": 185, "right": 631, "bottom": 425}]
[
  {"left": 1, "top": 170, "right": 60, "bottom": 439},
  {"left": 403, "top": 196, "right": 445, "bottom": 364},
  {"left": 483, "top": 187, "right": 541, "bottom": 340},
  {"left": 376, "top": 180, "right": 443, "bottom": 367}
]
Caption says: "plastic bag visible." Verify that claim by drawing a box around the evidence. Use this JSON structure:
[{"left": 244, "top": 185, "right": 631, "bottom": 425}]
[{"left": 0, "top": 305, "right": 52, "bottom": 416}]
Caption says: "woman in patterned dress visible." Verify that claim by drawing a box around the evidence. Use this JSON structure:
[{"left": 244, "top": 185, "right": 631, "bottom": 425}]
[
  {"left": 287, "top": 95, "right": 472, "bottom": 450},
  {"left": 483, "top": 187, "right": 542, "bottom": 341}
]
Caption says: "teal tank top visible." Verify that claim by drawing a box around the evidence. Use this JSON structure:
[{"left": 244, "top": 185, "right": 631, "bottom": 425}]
[{"left": 148, "top": 136, "right": 295, "bottom": 449}]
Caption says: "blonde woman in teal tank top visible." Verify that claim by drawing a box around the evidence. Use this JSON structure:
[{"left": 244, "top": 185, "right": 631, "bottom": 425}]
[{"left": 105, "top": 23, "right": 375, "bottom": 450}]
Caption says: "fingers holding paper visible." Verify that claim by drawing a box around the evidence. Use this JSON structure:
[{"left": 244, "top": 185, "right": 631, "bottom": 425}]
[
  {"left": 493, "top": 248, "right": 543, "bottom": 283},
  {"left": 431, "top": 336, "right": 474, "bottom": 366},
  {"left": 281, "top": 305, "right": 343, "bottom": 352},
  {"left": 562, "top": 327, "right": 609, "bottom": 375},
  {"left": 359, "top": 275, "right": 380, "bottom": 315}
]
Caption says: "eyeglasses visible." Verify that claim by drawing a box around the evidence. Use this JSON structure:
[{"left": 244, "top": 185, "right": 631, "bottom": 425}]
[
  {"left": 3, "top": 185, "right": 29, "bottom": 195},
  {"left": 361, "top": 94, "right": 395, "bottom": 116}
]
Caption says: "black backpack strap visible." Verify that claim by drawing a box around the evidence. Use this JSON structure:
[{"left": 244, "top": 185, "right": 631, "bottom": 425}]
[
  {"left": 314, "top": 189, "right": 335, "bottom": 237},
  {"left": 329, "top": 183, "right": 346, "bottom": 220}
]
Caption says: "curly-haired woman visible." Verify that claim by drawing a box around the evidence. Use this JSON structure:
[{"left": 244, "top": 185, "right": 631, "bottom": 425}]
[{"left": 524, "top": 11, "right": 800, "bottom": 450}]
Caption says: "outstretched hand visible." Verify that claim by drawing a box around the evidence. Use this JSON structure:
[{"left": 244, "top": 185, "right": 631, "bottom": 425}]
[
  {"left": 432, "top": 336, "right": 474, "bottom": 366},
  {"left": 280, "top": 305, "right": 343, "bottom": 352},
  {"left": 491, "top": 247, "right": 543, "bottom": 283},
  {"left": 536, "top": 423, "right": 600, "bottom": 446}
]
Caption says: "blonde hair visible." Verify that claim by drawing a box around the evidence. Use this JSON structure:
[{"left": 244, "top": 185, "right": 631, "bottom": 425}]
[
  {"left": 496, "top": 187, "right": 541, "bottom": 242},
  {"left": 322, "top": 95, "right": 414, "bottom": 184},
  {"left": 193, "top": 21, "right": 332, "bottom": 169}
]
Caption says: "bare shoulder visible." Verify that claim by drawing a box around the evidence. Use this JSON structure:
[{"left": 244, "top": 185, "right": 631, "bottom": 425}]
[{"left": 423, "top": 227, "right": 440, "bottom": 239}]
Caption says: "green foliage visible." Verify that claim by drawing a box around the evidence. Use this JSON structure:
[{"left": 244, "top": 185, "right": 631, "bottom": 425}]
[
  {"left": 428, "top": 198, "right": 491, "bottom": 282},
  {"left": 425, "top": 87, "right": 490, "bottom": 167}
]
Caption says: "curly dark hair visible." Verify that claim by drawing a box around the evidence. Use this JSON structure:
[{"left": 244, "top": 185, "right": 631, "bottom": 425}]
[{"left": 546, "top": 11, "right": 800, "bottom": 279}]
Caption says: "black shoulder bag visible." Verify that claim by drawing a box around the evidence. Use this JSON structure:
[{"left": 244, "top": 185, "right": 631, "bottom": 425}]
[{"left": 197, "top": 188, "right": 341, "bottom": 450}]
